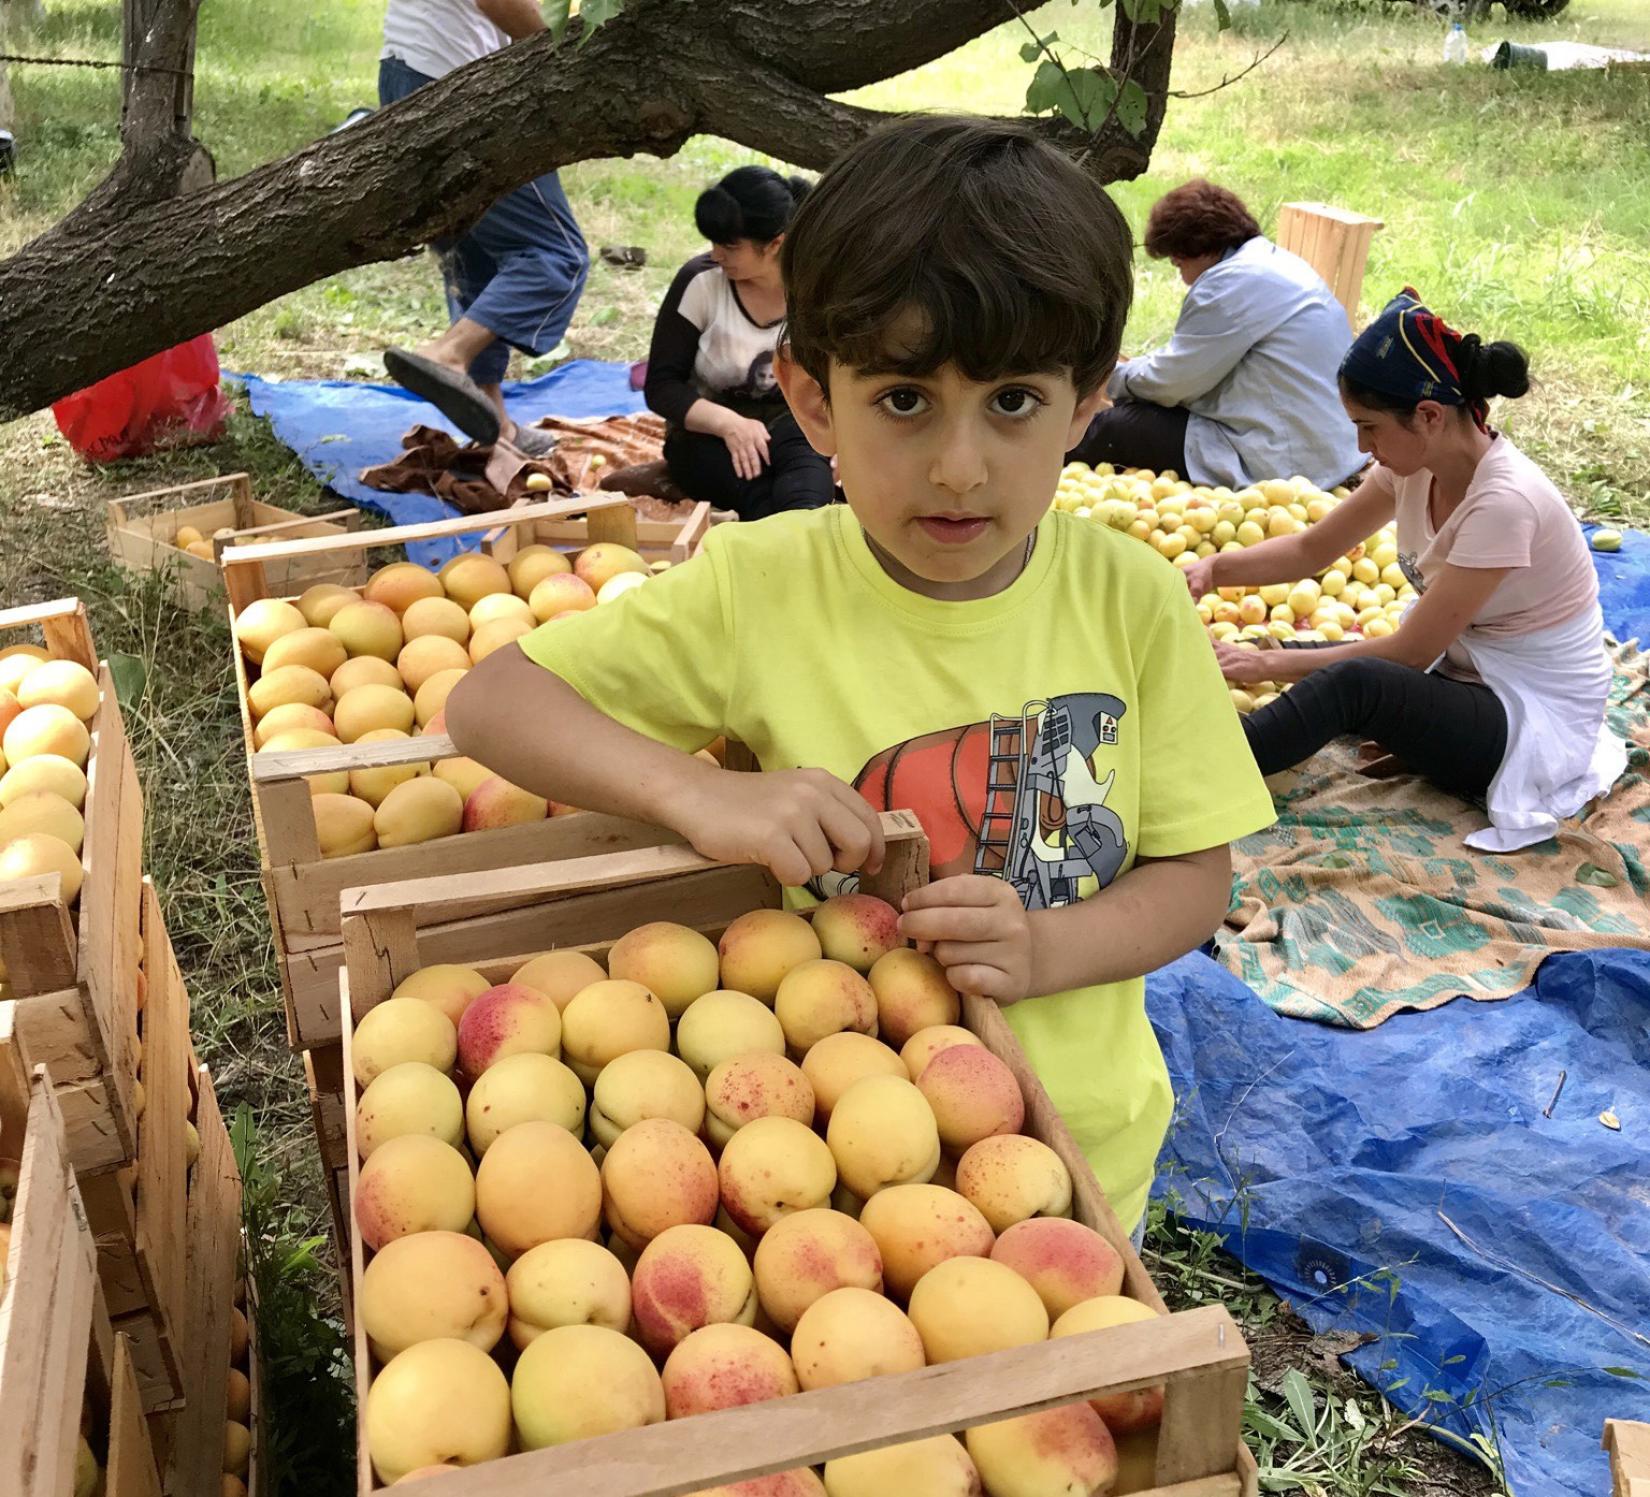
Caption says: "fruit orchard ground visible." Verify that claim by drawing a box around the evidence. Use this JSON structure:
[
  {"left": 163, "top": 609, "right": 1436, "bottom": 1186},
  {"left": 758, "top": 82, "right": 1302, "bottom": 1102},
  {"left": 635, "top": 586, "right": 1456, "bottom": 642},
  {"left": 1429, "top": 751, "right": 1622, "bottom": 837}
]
[{"left": 4, "top": 1, "right": 1641, "bottom": 1492}]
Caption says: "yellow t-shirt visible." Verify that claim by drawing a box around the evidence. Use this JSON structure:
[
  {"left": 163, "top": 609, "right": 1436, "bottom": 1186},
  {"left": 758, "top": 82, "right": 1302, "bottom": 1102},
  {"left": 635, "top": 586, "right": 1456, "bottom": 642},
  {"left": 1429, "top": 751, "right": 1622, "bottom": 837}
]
[{"left": 520, "top": 505, "right": 1275, "bottom": 1230}]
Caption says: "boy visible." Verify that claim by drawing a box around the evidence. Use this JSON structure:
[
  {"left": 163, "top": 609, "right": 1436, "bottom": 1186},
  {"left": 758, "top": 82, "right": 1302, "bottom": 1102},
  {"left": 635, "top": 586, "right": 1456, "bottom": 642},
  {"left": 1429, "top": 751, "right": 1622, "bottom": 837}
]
[{"left": 448, "top": 116, "right": 1276, "bottom": 1238}]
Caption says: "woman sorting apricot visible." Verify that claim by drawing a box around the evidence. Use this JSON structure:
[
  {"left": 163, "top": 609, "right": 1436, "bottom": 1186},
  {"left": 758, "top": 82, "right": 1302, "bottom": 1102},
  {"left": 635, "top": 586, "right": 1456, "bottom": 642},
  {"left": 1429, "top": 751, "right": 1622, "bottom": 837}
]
[{"left": 1184, "top": 290, "right": 1626, "bottom": 851}]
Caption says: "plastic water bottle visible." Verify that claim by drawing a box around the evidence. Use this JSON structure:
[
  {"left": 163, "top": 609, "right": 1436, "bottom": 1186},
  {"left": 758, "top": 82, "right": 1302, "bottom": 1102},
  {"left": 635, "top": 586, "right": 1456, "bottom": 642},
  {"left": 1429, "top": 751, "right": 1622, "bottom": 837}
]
[{"left": 1444, "top": 23, "right": 1470, "bottom": 64}]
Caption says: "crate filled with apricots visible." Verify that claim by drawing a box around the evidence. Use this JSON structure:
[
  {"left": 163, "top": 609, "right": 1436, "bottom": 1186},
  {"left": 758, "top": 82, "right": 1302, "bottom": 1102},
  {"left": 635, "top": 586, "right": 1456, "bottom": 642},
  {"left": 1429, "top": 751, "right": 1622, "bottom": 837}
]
[
  {"left": 220, "top": 495, "right": 709, "bottom": 1051},
  {"left": 335, "top": 816, "right": 1255, "bottom": 1496},
  {"left": 1053, "top": 464, "right": 1415, "bottom": 715}
]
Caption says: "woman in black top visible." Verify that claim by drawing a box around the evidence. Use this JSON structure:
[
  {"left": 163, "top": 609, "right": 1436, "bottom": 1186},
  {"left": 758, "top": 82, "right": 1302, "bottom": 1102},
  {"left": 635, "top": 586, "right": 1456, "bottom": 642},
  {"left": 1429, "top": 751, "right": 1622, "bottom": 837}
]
[{"left": 605, "top": 167, "right": 835, "bottom": 520}]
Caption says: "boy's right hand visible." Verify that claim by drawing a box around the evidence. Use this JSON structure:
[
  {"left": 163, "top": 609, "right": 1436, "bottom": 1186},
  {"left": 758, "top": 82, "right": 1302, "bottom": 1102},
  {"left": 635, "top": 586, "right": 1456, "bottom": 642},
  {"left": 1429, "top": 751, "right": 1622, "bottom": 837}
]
[{"left": 674, "top": 766, "right": 886, "bottom": 888}]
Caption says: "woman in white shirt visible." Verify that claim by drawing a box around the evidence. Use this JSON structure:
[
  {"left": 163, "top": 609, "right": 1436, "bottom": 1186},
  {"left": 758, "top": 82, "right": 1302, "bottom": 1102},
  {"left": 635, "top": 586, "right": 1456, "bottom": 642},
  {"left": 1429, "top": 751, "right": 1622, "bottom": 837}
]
[
  {"left": 1186, "top": 291, "right": 1624, "bottom": 851},
  {"left": 1072, "top": 181, "right": 1363, "bottom": 492}
]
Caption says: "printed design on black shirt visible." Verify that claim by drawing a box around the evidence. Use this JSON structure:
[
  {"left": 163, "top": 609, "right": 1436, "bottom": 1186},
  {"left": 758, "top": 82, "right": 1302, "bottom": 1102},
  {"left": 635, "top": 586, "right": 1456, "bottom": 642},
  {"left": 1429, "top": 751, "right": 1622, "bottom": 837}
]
[
  {"left": 716, "top": 348, "right": 777, "bottom": 406},
  {"left": 813, "top": 692, "right": 1130, "bottom": 911}
]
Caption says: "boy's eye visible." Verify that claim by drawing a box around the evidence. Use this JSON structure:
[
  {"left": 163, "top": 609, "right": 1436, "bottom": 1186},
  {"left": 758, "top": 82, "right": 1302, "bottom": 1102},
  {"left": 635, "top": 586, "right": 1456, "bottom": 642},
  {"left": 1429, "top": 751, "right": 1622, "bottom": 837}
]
[
  {"left": 877, "top": 388, "right": 929, "bottom": 418},
  {"left": 992, "top": 387, "right": 1045, "bottom": 419}
]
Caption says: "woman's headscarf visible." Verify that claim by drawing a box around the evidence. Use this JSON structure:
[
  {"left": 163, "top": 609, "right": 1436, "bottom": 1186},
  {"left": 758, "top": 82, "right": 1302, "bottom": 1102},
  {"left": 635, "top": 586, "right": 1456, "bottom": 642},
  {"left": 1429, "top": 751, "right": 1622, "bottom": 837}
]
[{"left": 1339, "top": 289, "right": 1490, "bottom": 430}]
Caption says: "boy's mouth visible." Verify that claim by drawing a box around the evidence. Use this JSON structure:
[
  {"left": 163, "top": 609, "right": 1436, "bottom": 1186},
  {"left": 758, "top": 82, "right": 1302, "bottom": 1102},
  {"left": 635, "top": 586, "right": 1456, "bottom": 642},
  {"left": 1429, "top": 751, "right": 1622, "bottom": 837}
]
[{"left": 917, "top": 513, "right": 990, "bottom": 545}]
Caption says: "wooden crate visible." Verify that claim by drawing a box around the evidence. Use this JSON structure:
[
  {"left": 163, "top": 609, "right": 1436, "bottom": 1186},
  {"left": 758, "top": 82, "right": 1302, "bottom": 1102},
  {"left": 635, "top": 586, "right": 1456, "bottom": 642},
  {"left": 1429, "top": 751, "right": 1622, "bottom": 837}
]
[
  {"left": 1276, "top": 201, "right": 1383, "bottom": 328},
  {"left": 0, "top": 598, "right": 145, "bottom": 1174},
  {"left": 1607, "top": 1419, "right": 1650, "bottom": 1497},
  {"left": 159, "top": 1062, "right": 246, "bottom": 1497},
  {"left": 76, "top": 878, "right": 194, "bottom": 1411},
  {"left": 105, "top": 472, "right": 365, "bottom": 611},
  {"left": 335, "top": 814, "right": 1258, "bottom": 1497},
  {"left": 490, "top": 494, "right": 713, "bottom": 569},
  {"left": 221, "top": 495, "right": 703, "bottom": 1052},
  {"left": 0, "top": 1008, "right": 162, "bottom": 1497}
]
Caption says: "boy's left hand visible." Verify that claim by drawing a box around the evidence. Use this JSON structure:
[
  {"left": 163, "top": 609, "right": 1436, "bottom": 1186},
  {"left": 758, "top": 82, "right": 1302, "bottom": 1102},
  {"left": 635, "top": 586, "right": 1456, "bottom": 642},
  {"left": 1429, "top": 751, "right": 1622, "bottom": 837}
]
[{"left": 897, "top": 876, "right": 1033, "bottom": 1006}]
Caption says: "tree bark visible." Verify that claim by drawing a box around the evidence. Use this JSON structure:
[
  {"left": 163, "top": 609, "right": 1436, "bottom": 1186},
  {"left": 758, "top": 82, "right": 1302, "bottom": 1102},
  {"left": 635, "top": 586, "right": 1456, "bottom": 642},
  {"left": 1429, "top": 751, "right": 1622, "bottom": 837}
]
[{"left": 0, "top": 0, "right": 1177, "bottom": 420}]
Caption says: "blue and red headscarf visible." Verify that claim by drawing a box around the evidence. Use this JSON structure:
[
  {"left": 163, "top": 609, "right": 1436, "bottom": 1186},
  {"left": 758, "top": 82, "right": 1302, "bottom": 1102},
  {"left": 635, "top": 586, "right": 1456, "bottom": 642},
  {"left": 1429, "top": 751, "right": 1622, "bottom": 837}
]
[{"left": 1339, "top": 289, "right": 1490, "bottom": 430}]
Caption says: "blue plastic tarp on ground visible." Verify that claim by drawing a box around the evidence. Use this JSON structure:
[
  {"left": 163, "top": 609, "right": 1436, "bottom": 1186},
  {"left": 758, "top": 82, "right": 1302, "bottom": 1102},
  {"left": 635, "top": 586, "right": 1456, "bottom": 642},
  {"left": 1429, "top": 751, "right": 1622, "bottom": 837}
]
[
  {"left": 237, "top": 361, "right": 645, "bottom": 566},
  {"left": 1148, "top": 949, "right": 1650, "bottom": 1496},
  {"left": 1584, "top": 522, "right": 1650, "bottom": 649}
]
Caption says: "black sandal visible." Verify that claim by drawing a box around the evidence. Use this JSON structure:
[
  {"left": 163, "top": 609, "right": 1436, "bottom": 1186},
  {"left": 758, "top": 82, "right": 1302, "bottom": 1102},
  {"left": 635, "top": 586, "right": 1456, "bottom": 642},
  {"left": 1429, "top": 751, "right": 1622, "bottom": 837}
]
[{"left": 383, "top": 348, "right": 502, "bottom": 445}]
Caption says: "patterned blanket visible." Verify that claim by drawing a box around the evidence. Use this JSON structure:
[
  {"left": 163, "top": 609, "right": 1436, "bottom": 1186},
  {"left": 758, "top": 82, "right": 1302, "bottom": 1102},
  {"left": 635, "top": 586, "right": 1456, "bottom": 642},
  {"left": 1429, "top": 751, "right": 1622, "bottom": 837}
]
[{"left": 1213, "top": 641, "right": 1650, "bottom": 1027}]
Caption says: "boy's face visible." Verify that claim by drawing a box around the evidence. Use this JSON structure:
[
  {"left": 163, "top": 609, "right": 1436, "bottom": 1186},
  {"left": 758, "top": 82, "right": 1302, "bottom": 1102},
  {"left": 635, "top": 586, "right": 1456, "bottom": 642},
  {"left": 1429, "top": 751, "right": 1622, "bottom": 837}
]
[{"left": 778, "top": 345, "right": 1109, "bottom": 598}]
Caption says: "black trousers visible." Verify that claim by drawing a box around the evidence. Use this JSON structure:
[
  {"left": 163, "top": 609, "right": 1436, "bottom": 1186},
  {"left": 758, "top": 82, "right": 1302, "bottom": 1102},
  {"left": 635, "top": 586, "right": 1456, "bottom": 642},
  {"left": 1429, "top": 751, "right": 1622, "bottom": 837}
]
[
  {"left": 664, "top": 412, "right": 835, "bottom": 521},
  {"left": 1241, "top": 654, "right": 1509, "bottom": 799},
  {"left": 1067, "top": 401, "right": 1190, "bottom": 475}
]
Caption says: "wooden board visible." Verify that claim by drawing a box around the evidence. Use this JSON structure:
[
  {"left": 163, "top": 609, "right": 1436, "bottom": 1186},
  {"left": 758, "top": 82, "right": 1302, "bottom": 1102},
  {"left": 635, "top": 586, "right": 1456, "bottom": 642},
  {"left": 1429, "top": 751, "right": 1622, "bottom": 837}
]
[
  {"left": 0, "top": 1010, "right": 101, "bottom": 1497},
  {"left": 1, "top": 599, "right": 145, "bottom": 1173},
  {"left": 105, "top": 472, "right": 365, "bottom": 610},
  {"left": 1606, "top": 1419, "right": 1650, "bottom": 1497},
  {"left": 336, "top": 813, "right": 1257, "bottom": 1496},
  {"left": 164, "top": 1064, "right": 245, "bottom": 1497},
  {"left": 1276, "top": 201, "right": 1383, "bottom": 328},
  {"left": 84, "top": 1308, "right": 166, "bottom": 1497}
]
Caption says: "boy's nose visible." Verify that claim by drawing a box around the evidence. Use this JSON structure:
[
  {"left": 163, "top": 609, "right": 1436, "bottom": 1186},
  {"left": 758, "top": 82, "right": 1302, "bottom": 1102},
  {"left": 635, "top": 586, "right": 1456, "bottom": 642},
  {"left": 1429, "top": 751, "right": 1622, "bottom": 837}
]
[{"left": 929, "top": 427, "right": 990, "bottom": 496}]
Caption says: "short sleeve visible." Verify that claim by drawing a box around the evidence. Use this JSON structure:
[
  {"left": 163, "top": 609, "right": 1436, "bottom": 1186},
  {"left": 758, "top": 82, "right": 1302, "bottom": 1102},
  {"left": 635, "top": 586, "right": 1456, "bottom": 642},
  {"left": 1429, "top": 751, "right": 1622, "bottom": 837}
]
[
  {"left": 1448, "top": 489, "right": 1537, "bottom": 569},
  {"left": 517, "top": 543, "right": 734, "bottom": 753},
  {"left": 1133, "top": 583, "right": 1276, "bottom": 857}
]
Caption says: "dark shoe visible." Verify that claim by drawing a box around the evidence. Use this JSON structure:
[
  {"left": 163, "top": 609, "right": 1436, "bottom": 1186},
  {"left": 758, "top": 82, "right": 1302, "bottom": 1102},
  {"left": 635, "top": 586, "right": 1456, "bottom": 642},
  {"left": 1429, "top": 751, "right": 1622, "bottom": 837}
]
[
  {"left": 506, "top": 423, "right": 560, "bottom": 459},
  {"left": 383, "top": 347, "right": 501, "bottom": 446},
  {"left": 600, "top": 245, "right": 648, "bottom": 270},
  {"left": 599, "top": 460, "right": 687, "bottom": 503}
]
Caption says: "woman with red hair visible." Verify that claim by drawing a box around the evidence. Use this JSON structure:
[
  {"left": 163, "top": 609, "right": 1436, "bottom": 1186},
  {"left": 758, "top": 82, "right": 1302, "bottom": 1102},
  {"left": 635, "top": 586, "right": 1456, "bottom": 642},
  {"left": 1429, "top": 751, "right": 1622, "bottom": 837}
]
[{"left": 1071, "top": 180, "right": 1362, "bottom": 492}]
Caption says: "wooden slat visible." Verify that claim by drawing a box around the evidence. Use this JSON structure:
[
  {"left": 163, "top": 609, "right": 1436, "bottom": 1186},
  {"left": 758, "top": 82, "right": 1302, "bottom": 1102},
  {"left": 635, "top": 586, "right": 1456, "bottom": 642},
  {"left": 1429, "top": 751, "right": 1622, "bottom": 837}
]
[
  {"left": 165, "top": 1066, "right": 243, "bottom": 1497},
  {"left": 0, "top": 596, "right": 98, "bottom": 672},
  {"left": 1607, "top": 1419, "right": 1650, "bottom": 1497},
  {"left": 105, "top": 1334, "right": 164, "bottom": 1497},
  {"left": 0, "top": 877, "right": 78, "bottom": 995}
]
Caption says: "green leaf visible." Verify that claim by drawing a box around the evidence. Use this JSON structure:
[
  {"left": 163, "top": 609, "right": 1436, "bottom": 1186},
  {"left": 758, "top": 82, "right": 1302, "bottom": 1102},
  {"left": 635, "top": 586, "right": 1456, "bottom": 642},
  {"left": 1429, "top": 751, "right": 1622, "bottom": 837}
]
[
  {"left": 1282, "top": 1368, "right": 1317, "bottom": 1438},
  {"left": 577, "top": 0, "right": 626, "bottom": 42},
  {"left": 544, "top": 0, "right": 572, "bottom": 39},
  {"left": 1443, "top": 1353, "right": 1467, "bottom": 1366},
  {"left": 1245, "top": 1406, "right": 1304, "bottom": 1442},
  {"left": 107, "top": 652, "right": 147, "bottom": 709},
  {"left": 1213, "top": 0, "right": 1233, "bottom": 30},
  {"left": 1019, "top": 32, "right": 1057, "bottom": 63},
  {"left": 1026, "top": 60, "right": 1071, "bottom": 116},
  {"left": 1116, "top": 77, "right": 1149, "bottom": 135},
  {"left": 1605, "top": 1366, "right": 1645, "bottom": 1378}
]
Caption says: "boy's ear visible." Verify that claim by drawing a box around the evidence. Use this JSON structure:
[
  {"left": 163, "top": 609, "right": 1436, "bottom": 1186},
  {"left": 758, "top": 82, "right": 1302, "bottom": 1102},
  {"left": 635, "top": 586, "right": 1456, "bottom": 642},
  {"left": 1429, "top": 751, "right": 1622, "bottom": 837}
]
[
  {"left": 776, "top": 349, "right": 837, "bottom": 458},
  {"left": 1066, "top": 372, "right": 1113, "bottom": 451}
]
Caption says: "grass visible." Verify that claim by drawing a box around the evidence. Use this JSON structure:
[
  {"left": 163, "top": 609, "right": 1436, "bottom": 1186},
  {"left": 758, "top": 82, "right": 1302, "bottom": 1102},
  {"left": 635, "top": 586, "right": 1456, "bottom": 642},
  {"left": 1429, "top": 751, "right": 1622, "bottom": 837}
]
[{"left": 2, "top": 0, "right": 1643, "bottom": 1492}]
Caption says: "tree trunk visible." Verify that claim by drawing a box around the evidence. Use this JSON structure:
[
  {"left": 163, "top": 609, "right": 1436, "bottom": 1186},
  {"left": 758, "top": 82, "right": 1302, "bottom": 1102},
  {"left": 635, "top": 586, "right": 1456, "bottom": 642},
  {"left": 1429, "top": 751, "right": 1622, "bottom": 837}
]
[{"left": 0, "top": 0, "right": 1177, "bottom": 420}]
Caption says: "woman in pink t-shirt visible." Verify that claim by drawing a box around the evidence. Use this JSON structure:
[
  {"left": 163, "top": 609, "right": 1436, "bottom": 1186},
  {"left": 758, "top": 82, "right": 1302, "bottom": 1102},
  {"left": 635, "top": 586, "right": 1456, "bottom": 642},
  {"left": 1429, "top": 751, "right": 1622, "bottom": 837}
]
[{"left": 1184, "top": 290, "right": 1625, "bottom": 851}]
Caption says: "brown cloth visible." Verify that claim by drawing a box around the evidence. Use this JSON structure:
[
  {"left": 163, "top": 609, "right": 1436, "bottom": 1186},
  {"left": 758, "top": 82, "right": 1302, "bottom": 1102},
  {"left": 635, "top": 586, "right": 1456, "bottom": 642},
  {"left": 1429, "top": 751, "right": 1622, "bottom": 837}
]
[{"left": 359, "top": 412, "right": 695, "bottom": 524}]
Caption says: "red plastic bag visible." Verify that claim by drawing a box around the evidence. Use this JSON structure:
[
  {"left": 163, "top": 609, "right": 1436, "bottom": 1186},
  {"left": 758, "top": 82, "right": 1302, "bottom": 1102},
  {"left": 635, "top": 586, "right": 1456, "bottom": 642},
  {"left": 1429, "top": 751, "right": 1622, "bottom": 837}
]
[{"left": 52, "top": 334, "right": 232, "bottom": 462}]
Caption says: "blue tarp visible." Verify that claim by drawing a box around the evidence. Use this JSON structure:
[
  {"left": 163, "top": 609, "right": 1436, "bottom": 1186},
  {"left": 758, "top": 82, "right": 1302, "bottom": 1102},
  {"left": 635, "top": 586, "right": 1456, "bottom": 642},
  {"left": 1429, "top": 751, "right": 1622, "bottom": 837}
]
[
  {"left": 1149, "top": 947, "right": 1650, "bottom": 1494},
  {"left": 237, "top": 361, "right": 645, "bottom": 566},
  {"left": 1585, "top": 522, "right": 1650, "bottom": 649}
]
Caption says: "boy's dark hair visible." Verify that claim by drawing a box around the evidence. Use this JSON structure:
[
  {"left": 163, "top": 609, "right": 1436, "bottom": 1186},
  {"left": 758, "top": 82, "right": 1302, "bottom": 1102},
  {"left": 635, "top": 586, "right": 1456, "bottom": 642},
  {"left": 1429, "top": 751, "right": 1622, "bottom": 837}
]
[
  {"left": 695, "top": 166, "right": 813, "bottom": 246},
  {"left": 1143, "top": 180, "right": 1261, "bottom": 261},
  {"left": 781, "top": 116, "right": 1132, "bottom": 398}
]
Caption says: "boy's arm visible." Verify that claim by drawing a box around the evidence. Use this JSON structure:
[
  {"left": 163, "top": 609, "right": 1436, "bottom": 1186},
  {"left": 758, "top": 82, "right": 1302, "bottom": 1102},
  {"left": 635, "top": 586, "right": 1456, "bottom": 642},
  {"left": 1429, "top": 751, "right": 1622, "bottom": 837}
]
[
  {"left": 897, "top": 846, "right": 1231, "bottom": 1003},
  {"left": 446, "top": 645, "right": 885, "bottom": 885}
]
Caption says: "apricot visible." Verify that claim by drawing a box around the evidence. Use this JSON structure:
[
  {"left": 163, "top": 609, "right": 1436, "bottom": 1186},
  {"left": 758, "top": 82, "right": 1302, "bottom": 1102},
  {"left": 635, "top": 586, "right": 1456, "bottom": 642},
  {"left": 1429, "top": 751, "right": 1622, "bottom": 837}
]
[
  {"left": 397, "top": 635, "right": 471, "bottom": 694},
  {"left": 413, "top": 668, "right": 468, "bottom": 728},
  {"left": 753, "top": 1208, "right": 882, "bottom": 1333},
  {"left": 512, "top": 1324, "right": 665, "bottom": 1449},
  {"left": 252, "top": 701, "right": 336, "bottom": 749},
  {"left": 374, "top": 776, "right": 462, "bottom": 847},
  {"left": 464, "top": 1052, "right": 586, "bottom": 1155},
  {"left": 312, "top": 792, "right": 378, "bottom": 857},
  {"left": 899, "top": 1025, "right": 983, "bottom": 1082},
  {"left": 695, "top": 1475, "right": 826, "bottom": 1497},
  {"left": 334, "top": 683, "right": 416, "bottom": 743},
  {"left": 1050, "top": 1296, "right": 1166, "bottom": 1433},
  {"left": 0, "top": 755, "right": 86, "bottom": 811},
  {"left": 348, "top": 728, "right": 428, "bottom": 808},
  {"left": 907, "top": 1257, "right": 1048, "bottom": 1363},
  {"left": 527, "top": 572, "right": 597, "bottom": 622},
  {"left": 857, "top": 1184, "right": 996, "bottom": 1300},
  {"left": 355, "top": 1062, "right": 464, "bottom": 1157},
  {"left": 440, "top": 553, "right": 511, "bottom": 611},
  {"left": 469, "top": 592, "right": 534, "bottom": 631},
  {"left": 704, "top": 1052, "right": 815, "bottom": 1149},
  {"left": 363, "top": 1339, "right": 510, "bottom": 1483},
  {"left": 677, "top": 989, "right": 786, "bottom": 1080},
  {"left": 234, "top": 598, "right": 306, "bottom": 664},
  {"left": 0, "top": 833, "right": 83, "bottom": 903},
  {"left": 331, "top": 655, "right": 404, "bottom": 697},
  {"left": 661, "top": 1323, "right": 798, "bottom": 1419},
  {"left": 430, "top": 755, "right": 492, "bottom": 802},
  {"left": 801, "top": 1032, "right": 907, "bottom": 1124},
  {"left": 607, "top": 920, "right": 721, "bottom": 1019},
  {"left": 590, "top": 1049, "right": 705, "bottom": 1148},
  {"left": 247, "top": 664, "right": 331, "bottom": 721},
  {"left": 789, "top": 1287, "right": 926, "bottom": 1391},
  {"left": 632, "top": 1222, "right": 758, "bottom": 1356},
  {"left": 468, "top": 616, "right": 532, "bottom": 664},
  {"left": 16, "top": 660, "right": 100, "bottom": 721},
  {"left": 461, "top": 775, "right": 547, "bottom": 831},
  {"left": 352, "top": 996, "right": 458, "bottom": 1088},
  {"left": 475, "top": 1119, "right": 601, "bottom": 1257},
  {"left": 955, "top": 1134, "right": 1073, "bottom": 1233},
  {"left": 718, "top": 909, "right": 821, "bottom": 1003},
  {"left": 991, "top": 1218, "right": 1125, "bottom": 1321},
  {"left": 2, "top": 704, "right": 89, "bottom": 768},
  {"left": 456, "top": 982, "right": 562, "bottom": 1077},
  {"left": 354, "top": 1135, "right": 475, "bottom": 1250},
  {"left": 261, "top": 627, "right": 347, "bottom": 682},
  {"left": 869, "top": 950, "right": 961, "bottom": 1047},
  {"left": 511, "top": 949, "right": 606, "bottom": 1012},
  {"left": 296, "top": 583, "right": 359, "bottom": 628},
  {"left": 915, "top": 1044, "right": 1024, "bottom": 1152},
  {"left": 329, "top": 599, "right": 404, "bottom": 662},
  {"left": 602, "top": 1117, "right": 719, "bottom": 1248},
  {"left": 0, "top": 792, "right": 84, "bottom": 856},
  {"left": 358, "top": 1230, "right": 507, "bottom": 1358},
  {"left": 823, "top": 1437, "right": 981, "bottom": 1497},
  {"left": 966, "top": 1406, "right": 1117, "bottom": 1497},
  {"left": 365, "top": 561, "right": 443, "bottom": 614},
  {"left": 574, "top": 542, "right": 649, "bottom": 594},
  {"left": 507, "top": 543, "right": 571, "bottom": 598},
  {"left": 717, "top": 1116, "right": 836, "bottom": 1236},
  {"left": 560, "top": 978, "right": 670, "bottom": 1085},
  {"left": 506, "top": 1236, "right": 632, "bottom": 1349},
  {"left": 810, "top": 894, "right": 901, "bottom": 974},
  {"left": 826, "top": 1075, "right": 940, "bottom": 1201},
  {"left": 401, "top": 594, "right": 471, "bottom": 646}
]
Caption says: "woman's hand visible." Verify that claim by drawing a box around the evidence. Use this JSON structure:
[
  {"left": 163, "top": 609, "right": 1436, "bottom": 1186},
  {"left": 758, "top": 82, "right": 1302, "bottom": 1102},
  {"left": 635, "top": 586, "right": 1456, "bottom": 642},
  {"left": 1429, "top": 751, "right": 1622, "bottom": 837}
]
[
  {"left": 1213, "top": 639, "right": 1273, "bottom": 684},
  {"left": 721, "top": 416, "right": 772, "bottom": 480},
  {"left": 898, "top": 876, "right": 1034, "bottom": 1006},
  {"left": 673, "top": 766, "right": 886, "bottom": 888},
  {"left": 1182, "top": 556, "right": 1217, "bottom": 600}
]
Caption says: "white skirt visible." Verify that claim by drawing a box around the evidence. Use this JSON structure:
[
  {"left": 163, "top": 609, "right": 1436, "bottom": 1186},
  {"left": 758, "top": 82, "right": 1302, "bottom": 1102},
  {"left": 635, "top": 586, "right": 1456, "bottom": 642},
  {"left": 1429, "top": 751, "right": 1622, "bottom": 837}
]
[{"left": 1454, "top": 605, "right": 1628, "bottom": 852}]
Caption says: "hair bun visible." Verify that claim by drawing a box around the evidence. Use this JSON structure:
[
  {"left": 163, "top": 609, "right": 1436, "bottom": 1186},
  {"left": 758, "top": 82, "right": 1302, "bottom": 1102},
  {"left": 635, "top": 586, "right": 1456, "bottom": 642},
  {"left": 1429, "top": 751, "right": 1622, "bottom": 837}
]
[
  {"left": 786, "top": 174, "right": 815, "bottom": 204},
  {"left": 1458, "top": 332, "right": 1530, "bottom": 402}
]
